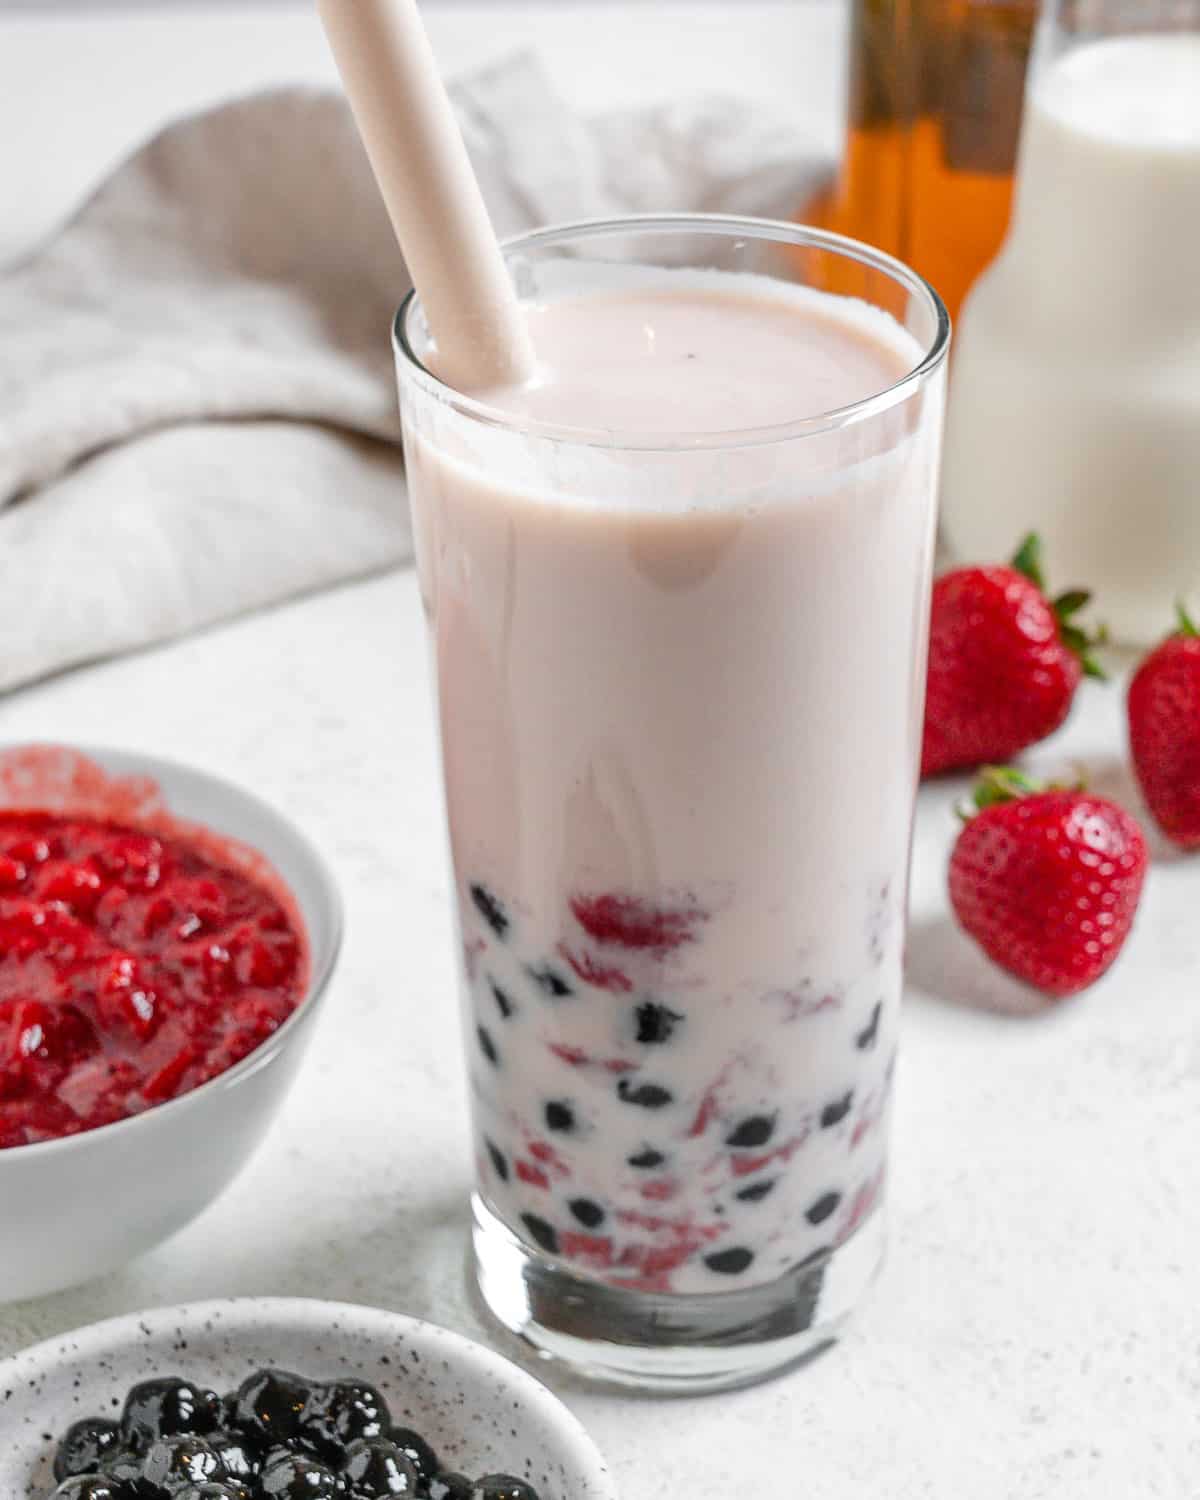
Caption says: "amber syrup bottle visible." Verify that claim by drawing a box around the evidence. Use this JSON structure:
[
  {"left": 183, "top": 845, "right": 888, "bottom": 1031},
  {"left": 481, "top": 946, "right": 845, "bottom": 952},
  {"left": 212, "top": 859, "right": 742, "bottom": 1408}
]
[{"left": 804, "top": 0, "right": 1037, "bottom": 320}]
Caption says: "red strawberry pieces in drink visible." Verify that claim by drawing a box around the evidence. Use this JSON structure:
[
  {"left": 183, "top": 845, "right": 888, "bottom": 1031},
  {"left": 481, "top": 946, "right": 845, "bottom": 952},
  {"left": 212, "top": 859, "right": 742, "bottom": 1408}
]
[
  {"left": 611, "top": 1209, "right": 726, "bottom": 1287},
  {"left": 639, "top": 1178, "right": 678, "bottom": 1202},
  {"left": 515, "top": 1160, "right": 550, "bottom": 1190},
  {"left": 728, "top": 1132, "right": 808, "bottom": 1179},
  {"left": 688, "top": 1083, "right": 721, "bottom": 1139},
  {"left": 1128, "top": 605, "right": 1200, "bottom": 849},
  {"left": 948, "top": 768, "right": 1147, "bottom": 997},
  {"left": 922, "top": 534, "right": 1105, "bottom": 777},
  {"left": 569, "top": 892, "right": 706, "bottom": 956},
  {"left": 545, "top": 1039, "right": 637, "bottom": 1074},
  {"left": 557, "top": 944, "right": 632, "bottom": 993},
  {"left": 528, "top": 1139, "right": 570, "bottom": 1175},
  {"left": 560, "top": 1230, "right": 615, "bottom": 1269}
]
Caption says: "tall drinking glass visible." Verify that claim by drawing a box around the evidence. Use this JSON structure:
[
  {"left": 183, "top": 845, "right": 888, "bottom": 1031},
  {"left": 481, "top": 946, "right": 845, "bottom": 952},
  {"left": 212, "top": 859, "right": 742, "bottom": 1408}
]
[{"left": 395, "top": 217, "right": 948, "bottom": 1392}]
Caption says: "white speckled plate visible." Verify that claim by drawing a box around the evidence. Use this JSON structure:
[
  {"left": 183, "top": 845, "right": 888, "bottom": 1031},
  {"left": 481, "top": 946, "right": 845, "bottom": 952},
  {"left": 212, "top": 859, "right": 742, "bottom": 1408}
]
[{"left": 0, "top": 1298, "right": 618, "bottom": 1500}]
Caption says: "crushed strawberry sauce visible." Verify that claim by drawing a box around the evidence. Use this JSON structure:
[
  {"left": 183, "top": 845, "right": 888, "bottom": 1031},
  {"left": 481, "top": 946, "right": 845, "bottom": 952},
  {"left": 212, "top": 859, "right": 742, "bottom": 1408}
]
[{"left": 0, "top": 811, "right": 306, "bottom": 1149}]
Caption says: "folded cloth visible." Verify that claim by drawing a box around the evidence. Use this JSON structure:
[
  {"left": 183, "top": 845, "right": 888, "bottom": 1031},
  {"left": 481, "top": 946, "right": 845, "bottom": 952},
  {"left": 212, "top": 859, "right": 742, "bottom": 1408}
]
[{"left": 0, "top": 54, "right": 828, "bottom": 694}]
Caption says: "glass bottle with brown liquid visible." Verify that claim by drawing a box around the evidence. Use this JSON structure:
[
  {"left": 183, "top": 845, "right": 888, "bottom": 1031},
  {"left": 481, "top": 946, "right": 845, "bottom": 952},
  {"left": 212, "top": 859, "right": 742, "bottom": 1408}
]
[{"left": 808, "top": 0, "right": 1038, "bottom": 320}]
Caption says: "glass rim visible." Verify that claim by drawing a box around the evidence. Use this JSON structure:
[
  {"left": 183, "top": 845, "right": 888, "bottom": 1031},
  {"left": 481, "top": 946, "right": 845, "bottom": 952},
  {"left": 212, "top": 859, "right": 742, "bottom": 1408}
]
[{"left": 392, "top": 213, "right": 951, "bottom": 452}]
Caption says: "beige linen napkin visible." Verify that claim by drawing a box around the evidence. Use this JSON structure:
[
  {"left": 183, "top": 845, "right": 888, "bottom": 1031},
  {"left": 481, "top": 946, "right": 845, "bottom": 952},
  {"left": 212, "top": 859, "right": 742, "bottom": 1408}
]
[{"left": 0, "top": 54, "right": 826, "bottom": 694}]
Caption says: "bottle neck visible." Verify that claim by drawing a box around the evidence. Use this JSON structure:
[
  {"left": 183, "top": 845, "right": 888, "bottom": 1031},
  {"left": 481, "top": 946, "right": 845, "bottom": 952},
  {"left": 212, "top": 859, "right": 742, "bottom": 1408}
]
[{"left": 1002, "top": 38, "right": 1200, "bottom": 333}]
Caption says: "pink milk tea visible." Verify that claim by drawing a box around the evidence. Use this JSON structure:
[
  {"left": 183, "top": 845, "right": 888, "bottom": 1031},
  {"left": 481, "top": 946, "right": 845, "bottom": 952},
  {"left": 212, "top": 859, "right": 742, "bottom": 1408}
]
[{"left": 397, "top": 233, "right": 946, "bottom": 1387}]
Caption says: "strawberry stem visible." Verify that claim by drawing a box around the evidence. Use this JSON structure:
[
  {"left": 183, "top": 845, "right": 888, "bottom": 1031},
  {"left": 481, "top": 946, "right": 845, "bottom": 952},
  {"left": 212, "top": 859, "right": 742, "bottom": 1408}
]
[
  {"left": 1053, "top": 588, "right": 1090, "bottom": 618},
  {"left": 958, "top": 764, "right": 1085, "bottom": 820},
  {"left": 1011, "top": 533, "right": 1108, "bottom": 679},
  {"left": 1057, "top": 611, "right": 1108, "bottom": 680},
  {"left": 1010, "top": 533, "right": 1045, "bottom": 590},
  {"left": 1177, "top": 600, "right": 1199, "bottom": 638},
  {"left": 973, "top": 765, "right": 1043, "bottom": 811}
]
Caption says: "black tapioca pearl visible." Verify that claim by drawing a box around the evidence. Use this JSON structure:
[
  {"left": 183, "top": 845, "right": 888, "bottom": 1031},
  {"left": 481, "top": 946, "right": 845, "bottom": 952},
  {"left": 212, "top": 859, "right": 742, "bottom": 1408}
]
[
  {"left": 627, "top": 1146, "right": 666, "bottom": 1169},
  {"left": 806, "top": 1190, "right": 842, "bottom": 1225},
  {"left": 856, "top": 1001, "right": 882, "bottom": 1050},
  {"left": 430, "top": 1475, "right": 474, "bottom": 1500},
  {"left": 617, "top": 1078, "right": 673, "bottom": 1109},
  {"left": 820, "top": 1091, "right": 854, "bottom": 1129},
  {"left": 735, "top": 1178, "right": 776, "bottom": 1203},
  {"left": 121, "top": 1376, "right": 222, "bottom": 1445},
  {"left": 490, "top": 979, "right": 515, "bottom": 1019},
  {"left": 725, "top": 1113, "right": 775, "bottom": 1149},
  {"left": 470, "top": 883, "right": 509, "bottom": 939},
  {"left": 528, "top": 964, "right": 573, "bottom": 998},
  {"left": 544, "top": 1100, "right": 575, "bottom": 1133},
  {"left": 388, "top": 1427, "right": 439, "bottom": 1488},
  {"left": 54, "top": 1417, "right": 123, "bottom": 1481},
  {"left": 634, "top": 1000, "right": 684, "bottom": 1045},
  {"left": 485, "top": 1139, "right": 509, "bottom": 1181},
  {"left": 704, "top": 1247, "right": 755, "bottom": 1275},
  {"left": 568, "top": 1198, "right": 605, "bottom": 1229},
  {"left": 520, "top": 1213, "right": 559, "bottom": 1253},
  {"left": 477, "top": 1025, "right": 499, "bottom": 1066}
]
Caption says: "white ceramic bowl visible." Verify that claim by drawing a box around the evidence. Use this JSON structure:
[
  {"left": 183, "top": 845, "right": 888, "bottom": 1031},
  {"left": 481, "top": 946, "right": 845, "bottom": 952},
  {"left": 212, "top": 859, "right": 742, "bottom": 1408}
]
[
  {"left": 0, "top": 744, "right": 342, "bottom": 1302},
  {"left": 0, "top": 1297, "right": 618, "bottom": 1500}
]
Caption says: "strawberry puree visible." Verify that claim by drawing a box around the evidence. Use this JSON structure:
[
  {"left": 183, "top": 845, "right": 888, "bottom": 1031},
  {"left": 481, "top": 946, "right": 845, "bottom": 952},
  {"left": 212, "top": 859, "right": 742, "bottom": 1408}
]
[{"left": 0, "top": 749, "right": 307, "bottom": 1149}]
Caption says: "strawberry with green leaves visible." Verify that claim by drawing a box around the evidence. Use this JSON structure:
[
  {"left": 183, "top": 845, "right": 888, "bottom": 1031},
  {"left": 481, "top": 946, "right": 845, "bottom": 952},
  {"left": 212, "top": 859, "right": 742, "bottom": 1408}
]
[
  {"left": 1128, "top": 604, "right": 1200, "bottom": 850},
  {"left": 922, "top": 534, "right": 1105, "bottom": 777},
  {"left": 949, "top": 768, "right": 1147, "bottom": 997}
]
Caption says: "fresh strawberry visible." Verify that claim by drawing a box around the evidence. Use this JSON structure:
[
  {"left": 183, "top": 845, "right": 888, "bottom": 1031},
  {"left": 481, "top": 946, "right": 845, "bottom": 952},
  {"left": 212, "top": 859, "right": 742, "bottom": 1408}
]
[
  {"left": 1128, "top": 604, "right": 1200, "bottom": 849},
  {"left": 922, "top": 534, "right": 1105, "bottom": 776},
  {"left": 948, "top": 767, "right": 1147, "bottom": 997}
]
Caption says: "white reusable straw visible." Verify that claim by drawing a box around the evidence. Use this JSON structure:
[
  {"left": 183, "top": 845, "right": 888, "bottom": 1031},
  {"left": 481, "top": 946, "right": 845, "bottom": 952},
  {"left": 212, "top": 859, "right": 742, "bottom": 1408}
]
[{"left": 318, "top": 0, "right": 537, "bottom": 390}]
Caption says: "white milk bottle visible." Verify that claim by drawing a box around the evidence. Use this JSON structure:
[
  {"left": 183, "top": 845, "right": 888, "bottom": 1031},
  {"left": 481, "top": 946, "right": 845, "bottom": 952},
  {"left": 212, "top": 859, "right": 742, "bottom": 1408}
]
[{"left": 940, "top": 1, "right": 1200, "bottom": 644}]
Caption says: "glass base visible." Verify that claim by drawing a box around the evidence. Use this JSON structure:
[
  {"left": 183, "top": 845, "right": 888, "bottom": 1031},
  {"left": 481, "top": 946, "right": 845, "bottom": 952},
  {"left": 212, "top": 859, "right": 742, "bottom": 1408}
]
[{"left": 471, "top": 1194, "right": 885, "bottom": 1394}]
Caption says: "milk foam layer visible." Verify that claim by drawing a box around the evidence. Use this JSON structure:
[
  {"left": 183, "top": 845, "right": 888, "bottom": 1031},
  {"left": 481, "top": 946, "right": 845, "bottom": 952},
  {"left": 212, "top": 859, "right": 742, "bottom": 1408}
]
[
  {"left": 415, "top": 270, "right": 927, "bottom": 515},
  {"left": 402, "top": 275, "right": 942, "bottom": 1293},
  {"left": 470, "top": 274, "right": 920, "bottom": 435}
]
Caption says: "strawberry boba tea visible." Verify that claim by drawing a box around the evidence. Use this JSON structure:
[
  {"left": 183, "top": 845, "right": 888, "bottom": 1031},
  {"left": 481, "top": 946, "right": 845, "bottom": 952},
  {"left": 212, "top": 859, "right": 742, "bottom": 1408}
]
[{"left": 395, "top": 217, "right": 949, "bottom": 1390}]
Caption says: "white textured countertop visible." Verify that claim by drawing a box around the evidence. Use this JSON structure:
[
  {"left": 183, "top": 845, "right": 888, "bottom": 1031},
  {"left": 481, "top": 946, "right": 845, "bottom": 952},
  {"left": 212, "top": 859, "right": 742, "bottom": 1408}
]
[{"left": 1, "top": 6, "right": 1198, "bottom": 1498}]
